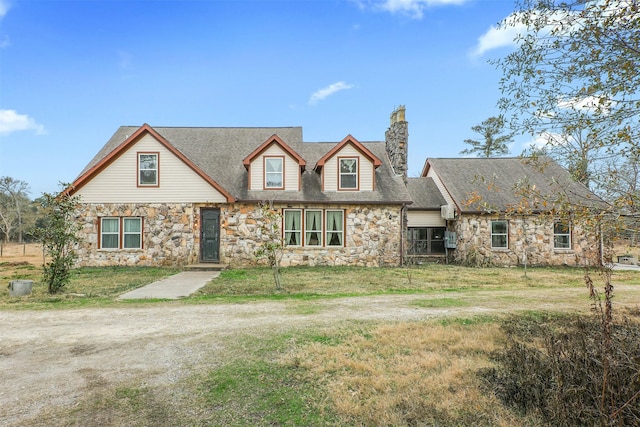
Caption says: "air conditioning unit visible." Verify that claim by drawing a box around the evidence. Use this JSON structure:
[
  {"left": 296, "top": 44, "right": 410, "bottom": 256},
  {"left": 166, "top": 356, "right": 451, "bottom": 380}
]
[{"left": 441, "top": 204, "right": 456, "bottom": 220}]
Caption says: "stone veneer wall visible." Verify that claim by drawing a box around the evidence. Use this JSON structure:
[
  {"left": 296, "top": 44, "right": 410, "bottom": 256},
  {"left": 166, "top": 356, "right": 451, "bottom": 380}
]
[
  {"left": 75, "top": 203, "right": 197, "bottom": 267},
  {"left": 452, "top": 214, "right": 592, "bottom": 267},
  {"left": 75, "top": 202, "right": 403, "bottom": 268},
  {"left": 219, "top": 203, "right": 403, "bottom": 267}
]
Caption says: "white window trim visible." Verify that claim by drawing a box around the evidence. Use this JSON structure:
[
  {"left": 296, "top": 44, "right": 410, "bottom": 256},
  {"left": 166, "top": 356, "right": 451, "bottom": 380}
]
[
  {"left": 553, "top": 221, "right": 572, "bottom": 249},
  {"left": 326, "top": 209, "right": 345, "bottom": 247},
  {"left": 264, "top": 156, "right": 284, "bottom": 189},
  {"left": 283, "top": 209, "right": 302, "bottom": 247},
  {"left": 491, "top": 220, "right": 509, "bottom": 249},
  {"left": 100, "top": 217, "right": 143, "bottom": 250},
  {"left": 138, "top": 153, "right": 159, "bottom": 187},
  {"left": 100, "top": 217, "right": 120, "bottom": 249},
  {"left": 123, "top": 217, "right": 143, "bottom": 249},
  {"left": 304, "top": 209, "right": 323, "bottom": 247},
  {"left": 338, "top": 157, "right": 358, "bottom": 190}
]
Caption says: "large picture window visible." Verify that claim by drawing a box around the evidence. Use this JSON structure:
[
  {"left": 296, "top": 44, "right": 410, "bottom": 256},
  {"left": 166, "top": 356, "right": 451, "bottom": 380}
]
[
  {"left": 339, "top": 157, "right": 358, "bottom": 190},
  {"left": 138, "top": 153, "right": 158, "bottom": 186},
  {"left": 284, "top": 210, "right": 302, "bottom": 246},
  {"left": 305, "top": 210, "right": 323, "bottom": 246},
  {"left": 491, "top": 220, "right": 508, "bottom": 249},
  {"left": 100, "top": 217, "right": 143, "bottom": 249},
  {"left": 326, "top": 210, "right": 344, "bottom": 246},
  {"left": 265, "top": 157, "right": 284, "bottom": 189},
  {"left": 554, "top": 221, "right": 571, "bottom": 249}
]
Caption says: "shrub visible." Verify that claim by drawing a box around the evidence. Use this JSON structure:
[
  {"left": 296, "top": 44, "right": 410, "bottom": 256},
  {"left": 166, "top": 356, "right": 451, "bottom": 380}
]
[{"left": 481, "top": 313, "right": 640, "bottom": 426}]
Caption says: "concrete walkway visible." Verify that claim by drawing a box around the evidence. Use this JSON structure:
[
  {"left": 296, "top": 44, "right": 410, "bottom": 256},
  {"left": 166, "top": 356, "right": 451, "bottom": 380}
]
[{"left": 119, "top": 271, "right": 220, "bottom": 300}]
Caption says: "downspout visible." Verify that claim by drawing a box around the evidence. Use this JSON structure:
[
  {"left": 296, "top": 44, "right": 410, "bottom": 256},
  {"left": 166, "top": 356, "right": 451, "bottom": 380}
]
[{"left": 400, "top": 204, "right": 407, "bottom": 266}]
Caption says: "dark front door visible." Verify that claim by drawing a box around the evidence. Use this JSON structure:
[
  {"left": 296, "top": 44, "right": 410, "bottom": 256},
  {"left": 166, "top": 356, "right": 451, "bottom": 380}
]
[{"left": 201, "top": 209, "right": 220, "bottom": 262}]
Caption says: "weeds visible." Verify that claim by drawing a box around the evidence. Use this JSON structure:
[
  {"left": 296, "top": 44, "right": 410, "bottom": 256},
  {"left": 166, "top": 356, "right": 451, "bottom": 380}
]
[{"left": 481, "top": 312, "right": 640, "bottom": 425}]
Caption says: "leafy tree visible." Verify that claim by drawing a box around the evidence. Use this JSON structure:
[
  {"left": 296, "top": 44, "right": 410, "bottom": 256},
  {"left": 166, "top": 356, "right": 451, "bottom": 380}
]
[
  {"left": 496, "top": 0, "right": 639, "bottom": 201},
  {"left": 0, "top": 176, "right": 30, "bottom": 243},
  {"left": 33, "top": 187, "right": 81, "bottom": 294},
  {"left": 460, "top": 116, "right": 513, "bottom": 157},
  {"left": 493, "top": 1, "right": 640, "bottom": 421},
  {"left": 254, "top": 202, "right": 285, "bottom": 291}
]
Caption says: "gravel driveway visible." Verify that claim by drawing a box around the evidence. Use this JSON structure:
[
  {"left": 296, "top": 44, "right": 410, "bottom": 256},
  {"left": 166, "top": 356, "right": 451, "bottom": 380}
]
[{"left": 2, "top": 285, "right": 638, "bottom": 426}]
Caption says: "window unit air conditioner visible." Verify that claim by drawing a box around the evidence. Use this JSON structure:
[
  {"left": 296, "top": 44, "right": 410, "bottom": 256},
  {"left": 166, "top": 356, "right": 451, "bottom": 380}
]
[{"left": 441, "top": 204, "right": 456, "bottom": 220}]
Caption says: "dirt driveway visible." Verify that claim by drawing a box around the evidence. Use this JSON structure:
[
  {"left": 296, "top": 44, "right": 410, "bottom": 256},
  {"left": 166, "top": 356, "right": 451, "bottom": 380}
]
[{"left": 1, "top": 286, "right": 638, "bottom": 426}]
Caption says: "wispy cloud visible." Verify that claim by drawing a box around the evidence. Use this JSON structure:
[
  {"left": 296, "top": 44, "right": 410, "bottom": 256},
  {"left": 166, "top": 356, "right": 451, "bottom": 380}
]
[
  {"left": 357, "top": 0, "right": 468, "bottom": 19},
  {"left": 470, "top": 21, "right": 526, "bottom": 57},
  {"left": 0, "top": 0, "right": 10, "bottom": 19},
  {"left": 308, "top": 82, "right": 355, "bottom": 105},
  {"left": 0, "top": 109, "right": 46, "bottom": 136}
]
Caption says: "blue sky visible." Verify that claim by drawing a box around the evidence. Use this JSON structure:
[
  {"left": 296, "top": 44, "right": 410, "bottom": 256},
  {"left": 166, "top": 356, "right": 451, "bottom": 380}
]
[{"left": 0, "top": 0, "right": 525, "bottom": 197}]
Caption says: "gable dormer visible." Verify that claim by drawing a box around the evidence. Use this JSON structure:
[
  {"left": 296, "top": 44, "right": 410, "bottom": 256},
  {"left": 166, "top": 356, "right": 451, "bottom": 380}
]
[
  {"left": 243, "top": 134, "right": 306, "bottom": 191},
  {"left": 314, "top": 135, "right": 382, "bottom": 192}
]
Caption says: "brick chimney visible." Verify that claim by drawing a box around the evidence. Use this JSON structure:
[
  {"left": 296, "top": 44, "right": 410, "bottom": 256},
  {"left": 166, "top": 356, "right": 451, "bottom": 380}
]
[{"left": 385, "top": 105, "right": 408, "bottom": 185}]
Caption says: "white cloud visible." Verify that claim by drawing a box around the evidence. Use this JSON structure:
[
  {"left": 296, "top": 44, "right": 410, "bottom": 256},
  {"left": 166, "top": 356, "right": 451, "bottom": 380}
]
[
  {"left": 471, "top": 21, "right": 526, "bottom": 57},
  {"left": 0, "top": 0, "right": 10, "bottom": 19},
  {"left": 471, "top": 9, "right": 575, "bottom": 58},
  {"left": 0, "top": 109, "right": 46, "bottom": 135},
  {"left": 558, "top": 95, "right": 614, "bottom": 114},
  {"left": 357, "top": 0, "right": 468, "bottom": 19},
  {"left": 308, "top": 82, "right": 355, "bottom": 105}
]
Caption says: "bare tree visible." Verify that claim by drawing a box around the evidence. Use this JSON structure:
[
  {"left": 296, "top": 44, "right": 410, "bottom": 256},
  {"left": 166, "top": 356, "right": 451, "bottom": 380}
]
[{"left": 0, "top": 176, "right": 31, "bottom": 243}]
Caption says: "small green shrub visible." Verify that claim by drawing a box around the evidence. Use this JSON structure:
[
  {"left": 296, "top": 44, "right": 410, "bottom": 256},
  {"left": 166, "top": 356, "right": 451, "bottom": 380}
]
[{"left": 481, "top": 313, "right": 640, "bottom": 425}]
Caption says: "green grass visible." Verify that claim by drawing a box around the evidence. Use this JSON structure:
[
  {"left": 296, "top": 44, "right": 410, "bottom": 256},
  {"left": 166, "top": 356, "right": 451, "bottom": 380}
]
[{"left": 3, "top": 263, "right": 639, "bottom": 309}]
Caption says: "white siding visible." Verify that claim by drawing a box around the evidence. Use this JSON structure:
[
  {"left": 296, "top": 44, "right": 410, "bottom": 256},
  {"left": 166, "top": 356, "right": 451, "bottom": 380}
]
[
  {"left": 76, "top": 134, "right": 228, "bottom": 203},
  {"left": 426, "top": 168, "right": 455, "bottom": 206},
  {"left": 407, "top": 211, "right": 446, "bottom": 227},
  {"left": 323, "top": 144, "right": 374, "bottom": 192},
  {"left": 248, "top": 144, "right": 300, "bottom": 191}
]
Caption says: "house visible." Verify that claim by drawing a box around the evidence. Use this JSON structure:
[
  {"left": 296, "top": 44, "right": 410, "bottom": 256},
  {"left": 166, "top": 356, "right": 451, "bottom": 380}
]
[
  {"left": 67, "top": 106, "right": 598, "bottom": 268},
  {"left": 410, "top": 157, "right": 600, "bottom": 266}
]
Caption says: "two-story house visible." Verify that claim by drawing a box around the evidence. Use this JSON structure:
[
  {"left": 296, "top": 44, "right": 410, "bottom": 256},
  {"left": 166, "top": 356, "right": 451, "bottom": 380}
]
[
  {"left": 67, "top": 106, "right": 599, "bottom": 268},
  {"left": 68, "top": 109, "right": 412, "bottom": 267}
]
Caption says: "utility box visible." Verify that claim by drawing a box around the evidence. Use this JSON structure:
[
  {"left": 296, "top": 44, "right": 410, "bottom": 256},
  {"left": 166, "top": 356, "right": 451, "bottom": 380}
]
[
  {"left": 441, "top": 204, "right": 456, "bottom": 220},
  {"left": 444, "top": 231, "right": 457, "bottom": 249}
]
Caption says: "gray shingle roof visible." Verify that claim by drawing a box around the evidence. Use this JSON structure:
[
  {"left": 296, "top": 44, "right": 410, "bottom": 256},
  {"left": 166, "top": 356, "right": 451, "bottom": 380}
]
[
  {"left": 406, "top": 177, "right": 446, "bottom": 209},
  {"left": 426, "top": 157, "right": 602, "bottom": 212},
  {"left": 78, "top": 126, "right": 412, "bottom": 205}
]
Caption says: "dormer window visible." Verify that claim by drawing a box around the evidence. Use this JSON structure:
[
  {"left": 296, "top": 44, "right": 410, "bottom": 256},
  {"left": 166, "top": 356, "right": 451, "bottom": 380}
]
[
  {"left": 264, "top": 156, "right": 284, "bottom": 189},
  {"left": 138, "top": 153, "right": 158, "bottom": 186},
  {"left": 339, "top": 157, "right": 358, "bottom": 190}
]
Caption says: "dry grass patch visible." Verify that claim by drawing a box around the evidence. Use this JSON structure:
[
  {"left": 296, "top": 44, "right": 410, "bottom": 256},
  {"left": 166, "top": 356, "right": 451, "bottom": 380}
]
[{"left": 291, "top": 319, "right": 535, "bottom": 426}]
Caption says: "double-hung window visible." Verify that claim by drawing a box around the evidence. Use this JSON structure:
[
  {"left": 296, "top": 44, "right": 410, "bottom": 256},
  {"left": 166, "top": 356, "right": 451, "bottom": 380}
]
[
  {"left": 101, "top": 218, "right": 120, "bottom": 249},
  {"left": 491, "top": 220, "right": 508, "bottom": 249},
  {"left": 100, "top": 217, "right": 143, "bottom": 249},
  {"left": 283, "top": 210, "right": 302, "bottom": 246},
  {"left": 265, "top": 157, "right": 284, "bottom": 189},
  {"left": 339, "top": 157, "right": 358, "bottom": 190},
  {"left": 305, "top": 210, "right": 323, "bottom": 246},
  {"left": 138, "top": 153, "right": 158, "bottom": 186},
  {"left": 326, "top": 210, "right": 344, "bottom": 246},
  {"left": 554, "top": 222, "right": 571, "bottom": 249}
]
